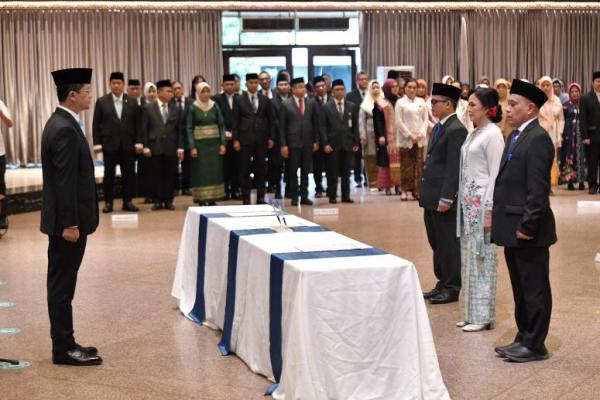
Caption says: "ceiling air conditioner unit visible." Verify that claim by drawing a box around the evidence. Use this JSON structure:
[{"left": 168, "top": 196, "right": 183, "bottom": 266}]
[{"left": 376, "top": 66, "right": 415, "bottom": 84}]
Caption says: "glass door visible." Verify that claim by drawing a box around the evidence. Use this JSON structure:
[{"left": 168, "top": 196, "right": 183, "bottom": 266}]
[
  {"left": 223, "top": 49, "right": 292, "bottom": 88},
  {"left": 308, "top": 48, "right": 356, "bottom": 90}
]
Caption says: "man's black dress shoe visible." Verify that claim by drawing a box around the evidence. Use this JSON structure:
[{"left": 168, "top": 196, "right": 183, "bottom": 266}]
[
  {"left": 315, "top": 191, "right": 323, "bottom": 198},
  {"left": 291, "top": 199, "right": 299, "bottom": 206},
  {"left": 164, "top": 202, "right": 175, "bottom": 210},
  {"left": 329, "top": 198, "right": 337, "bottom": 204},
  {"left": 423, "top": 288, "right": 441, "bottom": 299},
  {"left": 341, "top": 198, "right": 354, "bottom": 203},
  {"left": 494, "top": 342, "right": 520, "bottom": 357},
  {"left": 102, "top": 203, "right": 113, "bottom": 213},
  {"left": 53, "top": 349, "right": 103, "bottom": 366},
  {"left": 122, "top": 202, "right": 139, "bottom": 212},
  {"left": 503, "top": 344, "right": 549, "bottom": 362},
  {"left": 151, "top": 203, "right": 163, "bottom": 211},
  {"left": 429, "top": 291, "right": 459, "bottom": 304},
  {"left": 589, "top": 186, "right": 598, "bottom": 195},
  {"left": 300, "top": 198, "right": 313, "bottom": 206},
  {"left": 76, "top": 343, "right": 98, "bottom": 356}
]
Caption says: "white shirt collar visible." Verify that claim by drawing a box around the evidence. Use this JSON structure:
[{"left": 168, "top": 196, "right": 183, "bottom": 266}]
[
  {"left": 439, "top": 112, "right": 456, "bottom": 125},
  {"left": 58, "top": 105, "right": 81, "bottom": 123},
  {"left": 517, "top": 117, "right": 537, "bottom": 133},
  {"left": 157, "top": 98, "right": 167, "bottom": 109},
  {"left": 112, "top": 93, "right": 123, "bottom": 102},
  {"left": 247, "top": 91, "right": 258, "bottom": 99},
  {"left": 334, "top": 98, "right": 344, "bottom": 105}
]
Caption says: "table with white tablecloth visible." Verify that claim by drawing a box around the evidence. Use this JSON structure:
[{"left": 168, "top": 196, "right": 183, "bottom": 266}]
[{"left": 171, "top": 205, "right": 450, "bottom": 400}]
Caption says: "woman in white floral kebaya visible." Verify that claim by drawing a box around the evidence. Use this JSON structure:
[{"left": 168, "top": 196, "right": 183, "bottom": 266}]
[{"left": 456, "top": 87, "right": 505, "bottom": 332}]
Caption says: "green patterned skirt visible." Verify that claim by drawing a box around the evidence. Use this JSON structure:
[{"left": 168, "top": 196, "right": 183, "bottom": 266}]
[{"left": 191, "top": 124, "right": 225, "bottom": 203}]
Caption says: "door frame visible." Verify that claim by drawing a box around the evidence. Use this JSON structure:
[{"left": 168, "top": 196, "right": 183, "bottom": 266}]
[
  {"left": 223, "top": 49, "right": 293, "bottom": 74},
  {"left": 308, "top": 47, "right": 357, "bottom": 89}
]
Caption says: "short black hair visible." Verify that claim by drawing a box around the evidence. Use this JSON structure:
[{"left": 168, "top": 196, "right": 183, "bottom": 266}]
[
  {"left": 190, "top": 75, "right": 206, "bottom": 97},
  {"left": 259, "top": 71, "right": 270, "bottom": 78},
  {"left": 449, "top": 98, "right": 458, "bottom": 110},
  {"left": 232, "top": 73, "right": 240, "bottom": 79},
  {"left": 57, "top": 83, "right": 84, "bottom": 102}
]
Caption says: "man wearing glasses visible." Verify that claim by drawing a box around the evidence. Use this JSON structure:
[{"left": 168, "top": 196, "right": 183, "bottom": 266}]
[{"left": 258, "top": 71, "right": 273, "bottom": 99}]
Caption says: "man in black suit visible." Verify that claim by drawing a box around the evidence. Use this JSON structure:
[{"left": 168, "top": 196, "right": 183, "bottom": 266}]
[
  {"left": 126, "top": 79, "right": 149, "bottom": 201},
  {"left": 346, "top": 71, "right": 369, "bottom": 187},
  {"left": 419, "top": 83, "right": 467, "bottom": 305},
  {"left": 41, "top": 68, "right": 102, "bottom": 366},
  {"left": 141, "top": 80, "right": 185, "bottom": 210},
  {"left": 258, "top": 71, "right": 273, "bottom": 99},
  {"left": 279, "top": 77, "right": 320, "bottom": 206},
  {"left": 233, "top": 73, "right": 274, "bottom": 205},
  {"left": 320, "top": 79, "right": 360, "bottom": 204},
  {"left": 127, "top": 79, "right": 143, "bottom": 106},
  {"left": 267, "top": 74, "right": 290, "bottom": 199},
  {"left": 312, "top": 75, "right": 331, "bottom": 198},
  {"left": 212, "top": 74, "right": 241, "bottom": 200},
  {"left": 172, "top": 81, "right": 194, "bottom": 196},
  {"left": 492, "top": 79, "right": 557, "bottom": 363},
  {"left": 580, "top": 71, "right": 600, "bottom": 194},
  {"left": 92, "top": 72, "right": 139, "bottom": 213}
]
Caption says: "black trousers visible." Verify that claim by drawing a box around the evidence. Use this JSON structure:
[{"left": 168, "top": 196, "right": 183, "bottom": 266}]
[
  {"left": 223, "top": 142, "right": 240, "bottom": 196},
  {"left": 103, "top": 149, "right": 135, "bottom": 203},
  {"left": 326, "top": 148, "right": 353, "bottom": 199},
  {"left": 0, "top": 154, "right": 6, "bottom": 215},
  {"left": 288, "top": 146, "right": 313, "bottom": 199},
  {"left": 150, "top": 154, "right": 178, "bottom": 203},
  {"left": 47, "top": 234, "right": 87, "bottom": 354},
  {"left": 586, "top": 141, "right": 600, "bottom": 188},
  {"left": 353, "top": 143, "right": 365, "bottom": 184},
  {"left": 267, "top": 146, "right": 284, "bottom": 194},
  {"left": 504, "top": 246, "right": 552, "bottom": 353},
  {"left": 135, "top": 154, "right": 151, "bottom": 198},
  {"left": 240, "top": 142, "right": 267, "bottom": 200},
  {"left": 178, "top": 149, "right": 192, "bottom": 191},
  {"left": 423, "top": 209, "right": 461, "bottom": 294},
  {"left": 313, "top": 147, "right": 326, "bottom": 192}
]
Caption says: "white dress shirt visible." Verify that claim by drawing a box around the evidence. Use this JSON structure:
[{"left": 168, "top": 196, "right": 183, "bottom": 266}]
[{"left": 112, "top": 93, "right": 123, "bottom": 119}]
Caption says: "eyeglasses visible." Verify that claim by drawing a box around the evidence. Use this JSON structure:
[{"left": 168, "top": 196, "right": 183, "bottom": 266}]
[{"left": 430, "top": 99, "right": 449, "bottom": 105}]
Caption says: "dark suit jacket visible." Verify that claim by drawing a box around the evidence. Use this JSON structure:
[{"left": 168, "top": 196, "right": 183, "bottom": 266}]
[
  {"left": 270, "top": 94, "right": 289, "bottom": 146},
  {"left": 171, "top": 96, "right": 194, "bottom": 149},
  {"left": 92, "top": 93, "right": 139, "bottom": 153},
  {"left": 141, "top": 101, "right": 184, "bottom": 156},
  {"left": 580, "top": 90, "right": 600, "bottom": 143},
  {"left": 41, "top": 108, "right": 99, "bottom": 236},
  {"left": 346, "top": 89, "right": 365, "bottom": 110},
  {"left": 212, "top": 93, "right": 238, "bottom": 132},
  {"left": 279, "top": 96, "right": 320, "bottom": 149},
  {"left": 319, "top": 100, "right": 359, "bottom": 151},
  {"left": 419, "top": 114, "right": 467, "bottom": 211},
  {"left": 491, "top": 119, "right": 557, "bottom": 247},
  {"left": 232, "top": 91, "right": 273, "bottom": 145}
]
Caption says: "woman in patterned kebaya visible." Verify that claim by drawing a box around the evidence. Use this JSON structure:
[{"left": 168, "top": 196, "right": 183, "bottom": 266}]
[{"left": 456, "top": 87, "right": 505, "bottom": 332}]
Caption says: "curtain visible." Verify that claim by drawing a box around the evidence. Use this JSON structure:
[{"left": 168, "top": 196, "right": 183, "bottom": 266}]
[
  {"left": 361, "top": 9, "right": 600, "bottom": 92},
  {"left": 360, "top": 10, "right": 461, "bottom": 86},
  {"left": 0, "top": 10, "right": 222, "bottom": 164}
]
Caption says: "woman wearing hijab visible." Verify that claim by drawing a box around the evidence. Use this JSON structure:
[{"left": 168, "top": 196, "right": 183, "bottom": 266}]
[
  {"left": 395, "top": 78, "right": 428, "bottom": 200},
  {"left": 382, "top": 79, "right": 401, "bottom": 192},
  {"left": 441, "top": 75, "right": 454, "bottom": 85},
  {"left": 538, "top": 75, "right": 565, "bottom": 186},
  {"left": 143, "top": 82, "right": 158, "bottom": 103},
  {"left": 359, "top": 80, "right": 381, "bottom": 188},
  {"left": 494, "top": 79, "right": 511, "bottom": 139},
  {"left": 372, "top": 82, "right": 396, "bottom": 194},
  {"left": 561, "top": 83, "right": 586, "bottom": 190},
  {"left": 187, "top": 82, "right": 227, "bottom": 205}
]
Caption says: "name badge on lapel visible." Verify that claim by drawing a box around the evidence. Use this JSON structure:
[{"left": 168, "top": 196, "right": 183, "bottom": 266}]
[{"left": 348, "top": 113, "right": 352, "bottom": 128}]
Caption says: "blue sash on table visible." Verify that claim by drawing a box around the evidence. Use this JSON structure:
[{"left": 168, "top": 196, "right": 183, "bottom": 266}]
[
  {"left": 188, "top": 211, "right": 288, "bottom": 324},
  {"left": 265, "top": 247, "right": 387, "bottom": 395},
  {"left": 218, "top": 225, "right": 329, "bottom": 356}
]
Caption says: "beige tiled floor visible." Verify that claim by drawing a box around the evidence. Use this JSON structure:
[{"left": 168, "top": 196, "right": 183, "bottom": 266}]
[{"left": 1, "top": 185, "right": 599, "bottom": 399}]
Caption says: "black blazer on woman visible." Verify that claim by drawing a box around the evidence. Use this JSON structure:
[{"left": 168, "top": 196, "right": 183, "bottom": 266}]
[
  {"left": 491, "top": 119, "right": 557, "bottom": 247},
  {"left": 41, "top": 108, "right": 99, "bottom": 236}
]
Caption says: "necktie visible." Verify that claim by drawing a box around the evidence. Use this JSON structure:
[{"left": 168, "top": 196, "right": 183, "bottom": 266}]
[
  {"left": 337, "top": 102, "right": 344, "bottom": 118},
  {"left": 115, "top": 98, "right": 122, "bottom": 119},
  {"left": 162, "top": 103, "right": 168, "bottom": 123},
  {"left": 298, "top": 97, "right": 304, "bottom": 116},
  {"left": 507, "top": 129, "right": 520, "bottom": 155},
  {"left": 431, "top": 122, "right": 442, "bottom": 145},
  {"left": 251, "top": 95, "right": 257, "bottom": 112}
]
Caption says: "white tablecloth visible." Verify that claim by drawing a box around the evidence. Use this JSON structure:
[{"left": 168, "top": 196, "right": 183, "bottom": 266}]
[{"left": 172, "top": 206, "right": 449, "bottom": 400}]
